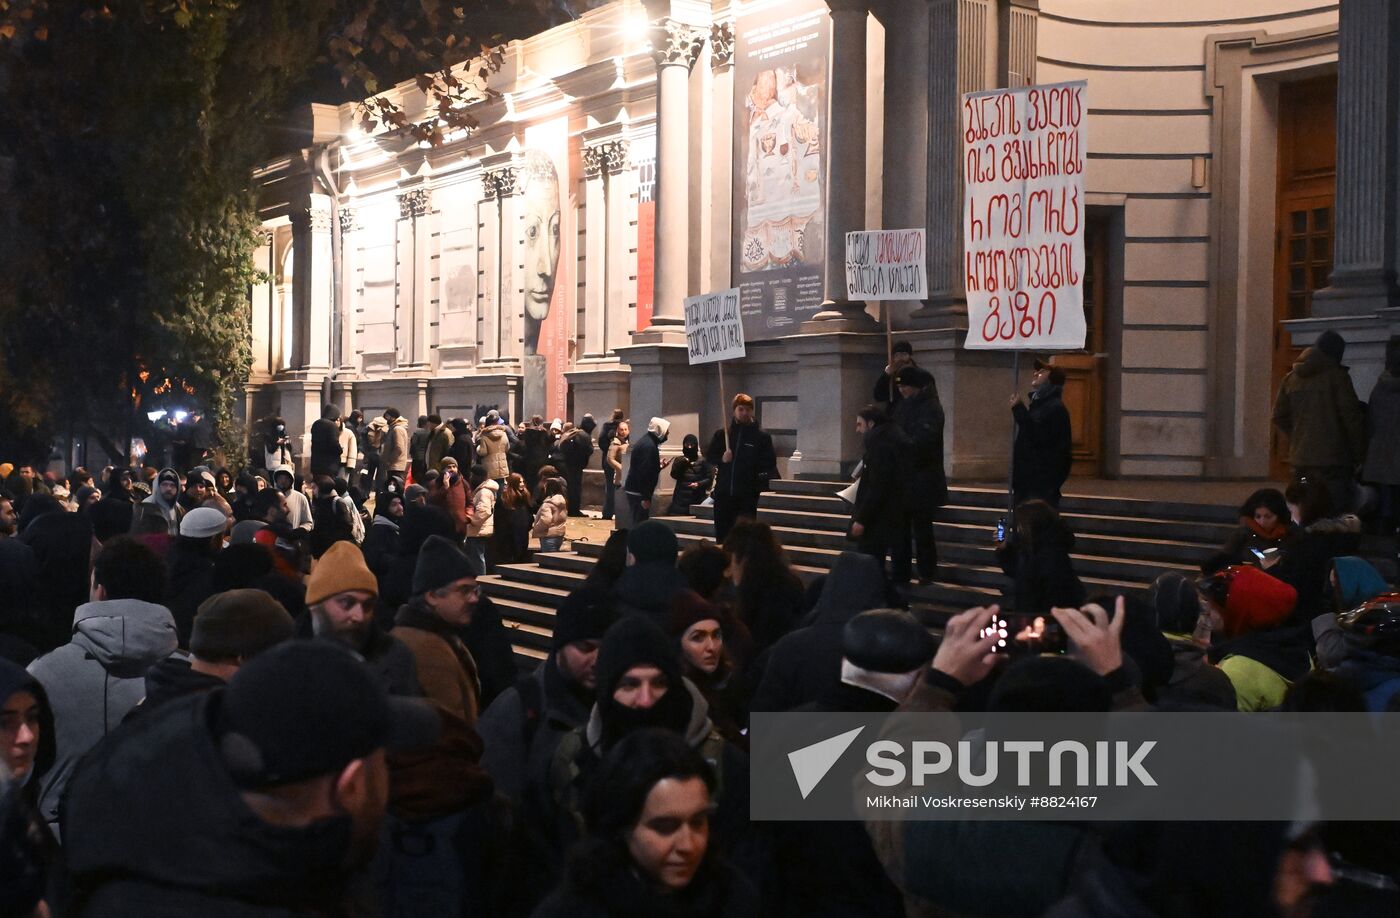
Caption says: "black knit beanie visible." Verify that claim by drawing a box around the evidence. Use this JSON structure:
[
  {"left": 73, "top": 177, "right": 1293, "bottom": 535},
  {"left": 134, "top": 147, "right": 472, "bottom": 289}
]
[
  {"left": 594, "top": 615, "right": 684, "bottom": 701},
  {"left": 553, "top": 585, "right": 619, "bottom": 650},
  {"left": 413, "top": 534, "right": 479, "bottom": 595}
]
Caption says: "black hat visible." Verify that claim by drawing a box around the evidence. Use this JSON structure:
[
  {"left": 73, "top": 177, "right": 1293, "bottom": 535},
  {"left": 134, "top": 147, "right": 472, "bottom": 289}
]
[
  {"left": 627, "top": 520, "right": 679, "bottom": 566},
  {"left": 893, "top": 366, "right": 933, "bottom": 389},
  {"left": 842, "top": 609, "right": 936, "bottom": 673},
  {"left": 553, "top": 585, "right": 619, "bottom": 649},
  {"left": 1033, "top": 358, "right": 1067, "bottom": 387},
  {"left": 191, "top": 589, "right": 295, "bottom": 660},
  {"left": 594, "top": 616, "right": 683, "bottom": 701},
  {"left": 413, "top": 534, "right": 480, "bottom": 596},
  {"left": 1315, "top": 329, "right": 1346, "bottom": 363},
  {"left": 215, "top": 640, "right": 440, "bottom": 789}
]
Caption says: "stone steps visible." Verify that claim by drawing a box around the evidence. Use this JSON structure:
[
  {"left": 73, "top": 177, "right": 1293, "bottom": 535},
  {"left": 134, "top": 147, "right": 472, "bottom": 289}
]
[{"left": 482, "top": 479, "right": 1392, "bottom": 667}]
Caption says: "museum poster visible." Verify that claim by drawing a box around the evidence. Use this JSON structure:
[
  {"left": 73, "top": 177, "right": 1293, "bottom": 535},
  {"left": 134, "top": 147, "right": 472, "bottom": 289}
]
[
  {"left": 521, "top": 117, "right": 571, "bottom": 421},
  {"left": 636, "top": 154, "right": 656, "bottom": 332},
  {"left": 732, "top": 0, "right": 828, "bottom": 341}
]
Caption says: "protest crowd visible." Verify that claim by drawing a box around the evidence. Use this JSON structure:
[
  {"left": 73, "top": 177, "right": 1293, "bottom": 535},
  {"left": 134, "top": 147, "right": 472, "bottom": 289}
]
[{"left": 0, "top": 329, "right": 1398, "bottom": 917}]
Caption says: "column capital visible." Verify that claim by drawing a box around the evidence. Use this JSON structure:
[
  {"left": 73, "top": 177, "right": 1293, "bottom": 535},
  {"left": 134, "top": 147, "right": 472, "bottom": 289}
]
[
  {"left": 293, "top": 207, "right": 332, "bottom": 234},
  {"left": 255, "top": 228, "right": 274, "bottom": 246},
  {"left": 583, "top": 139, "right": 631, "bottom": 178},
  {"left": 826, "top": 0, "right": 867, "bottom": 13},
  {"left": 338, "top": 208, "right": 359, "bottom": 234},
  {"left": 710, "top": 20, "right": 735, "bottom": 70},
  {"left": 650, "top": 18, "right": 706, "bottom": 70},
  {"left": 483, "top": 167, "right": 518, "bottom": 199},
  {"left": 397, "top": 188, "right": 431, "bottom": 220}
]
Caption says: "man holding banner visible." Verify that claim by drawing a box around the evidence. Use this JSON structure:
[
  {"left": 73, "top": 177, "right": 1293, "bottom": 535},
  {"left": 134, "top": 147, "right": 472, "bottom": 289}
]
[
  {"left": 1009, "top": 359, "right": 1073, "bottom": 509},
  {"left": 707, "top": 394, "right": 778, "bottom": 542}
]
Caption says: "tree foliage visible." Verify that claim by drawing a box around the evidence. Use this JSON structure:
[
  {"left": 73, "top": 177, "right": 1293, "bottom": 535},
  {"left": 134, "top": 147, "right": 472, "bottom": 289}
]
[{"left": 0, "top": 0, "right": 564, "bottom": 463}]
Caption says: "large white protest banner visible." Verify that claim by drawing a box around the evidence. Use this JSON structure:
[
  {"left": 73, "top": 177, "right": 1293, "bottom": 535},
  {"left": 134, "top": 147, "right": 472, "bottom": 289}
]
[
  {"left": 684, "top": 288, "right": 746, "bottom": 365},
  {"left": 845, "top": 229, "right": 928, "bottom": 301},
  {"left": 962, "top": 80, "right": 1087, "bottom": 350}
]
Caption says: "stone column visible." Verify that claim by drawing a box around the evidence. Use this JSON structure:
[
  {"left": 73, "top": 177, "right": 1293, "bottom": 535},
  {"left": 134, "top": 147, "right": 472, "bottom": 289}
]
[
  {"left": 636, "top": 18, "right": 705, "bottom": 343},
  {"left": 481, "top": 164, "right": 519, "bottom": 362},
  {"left": 1311, "top": 0, "right": 1400, "bottom": 317},
  {"left": 397, "top": 188, "right": 432, "bottom": 368},
  {"left": 804, "top": 0, "right": 879, "bottom": 331},
  {"left": 582, "top": 139, "right": 631, "bottom": 358},
  {"left": 582, "top": 144, "right": 609, "bottom": 358},
  {"left": 250, "top": 229, "right": 275, "bottom": 377},
  {"left": 912, "top": 0, "right": 994, "bottom": 325},
  {"left": 709, "top": 19, "right": 736, "bottom": 293},
  {"left": 290, "top": 195, "right": 334, "bottom": 370},
  {"left": 999, "top": 0, "right": 1038, "bottom": 88},
  {"left": 337, "top": 209, "right": 360, "bottom": 375},
  {"left": 600, "top": 141, "right": 633, "bottom": 355}
]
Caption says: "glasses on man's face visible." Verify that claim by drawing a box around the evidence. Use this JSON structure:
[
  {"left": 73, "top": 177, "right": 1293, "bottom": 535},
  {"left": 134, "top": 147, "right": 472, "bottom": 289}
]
[{"left": 444, "top": 583, "right": 482, "bottom": 600}]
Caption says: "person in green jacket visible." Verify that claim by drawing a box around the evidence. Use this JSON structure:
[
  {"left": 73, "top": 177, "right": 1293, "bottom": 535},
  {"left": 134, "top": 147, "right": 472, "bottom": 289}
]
[
  {"left": 1271, "top": 330, "right": 1366, "bottom": 514},
  {"left": 1200, "top": 565, "right": 1312, "bottom": 711}
]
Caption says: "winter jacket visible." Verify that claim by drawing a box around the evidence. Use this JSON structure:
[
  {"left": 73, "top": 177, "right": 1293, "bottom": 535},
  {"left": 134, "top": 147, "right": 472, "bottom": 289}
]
[
  {"left": 606, "top": 438, "right": 627, "bottom": 486},
  {"left": 425, "top": 425, "right": 455, "bottom": 475},
  {"left": 28, "top": 597, "right": 178, "bottom": 835},
  {"left": 362, "top": 515, "right": 400, "bottom": 583},
  {"left": 427, "top": 472, "right": 470, "bottom": 535},
  {"left": 1364, "top": 372, "right": 1400, "bottom": 484},
  {"left": 614, "top": 562, "right": 692, "bottom": 623},
  {"left": 667, "top": 454, "right": 714, "bottom": 515},
  {"left": 559, "top": 429, "right": 594, "bottom": 471},
  {"left": 995, "top": 526, "right": 1087, "bottom": 617},
  {"left": 1271, "top": 514, "right": 1363, "bottom": 622},
  {"left": 1336, "top": 650, "right": 1400, "bottom": 711},
  {"left": 63, "top": 691, "right": 363, "bottom": 917},
  {"left": 1272, "top": 347, "right": 1366, "bottom": 469},
  {"left": 308, "top": 418, "right": 342, "bottom": 477},
  {"left": 1207, "top": 625, "right": 1312, "bottom": 712},
  {"left": 597, "top": 421, "right": 619, "bottom": 471},
  {"left": 467, "top": 478, "right": 499, "bottom": 539},
  {"left": 751, "top": 553, "right": 893, "bottom": 713},
  {"left": 338, "top": 426, "right": 358, "bottom": 471},
  {"left": 852, "top": 420, "right": 907, "bottom": 545},
  {"left": 389, "top": 602, "right": 492, "bottom": 821},
  {"left": 1160, "top": 634, "right": 1237, "bottom": 710},
  {"left": 476, "top": 427, "right": 512, "bottom": 481},
  {"left": 623, "top": 432, "right": 663, "bottom": 499},
  {"left": 409, "top": 426, "right": 431, "bottom": 482},
  {"left": 141, "top": 468, "right": 184, "bottom": 536},
  {"left": 1012, "top": 383, "right": 1073, "bottom": 499},
  {"left": 531, "top": 494, "right": 568, "bottom": 539},
  {"left": 381, "top": 417, "right": 411, "bottom": 473},
  {"left": 891, "top": 383, "right": 949, "bottom": 512},
  {"left": 707, "top": 423, "right": 778, "bottom": 499},
  {"left": 520, "top": 427, "right": 553, "bottom": 485},
  {"left": 478, "top": 654, "right": 593, "bottom": 805}
]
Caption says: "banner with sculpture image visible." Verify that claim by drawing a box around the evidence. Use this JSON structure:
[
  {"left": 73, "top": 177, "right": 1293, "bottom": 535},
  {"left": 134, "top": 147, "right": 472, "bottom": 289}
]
[
  {"left": 732, "top": 0, "right": 828, "bottom": 341},
  {"left": 521, "top": 118, "right": 572, "bottom": 421}
]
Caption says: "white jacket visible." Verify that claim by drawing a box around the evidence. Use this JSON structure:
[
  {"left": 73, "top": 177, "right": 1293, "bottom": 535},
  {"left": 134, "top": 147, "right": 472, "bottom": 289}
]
[{"left": 467, "top": 478, "right": 499, "bottom": 539}]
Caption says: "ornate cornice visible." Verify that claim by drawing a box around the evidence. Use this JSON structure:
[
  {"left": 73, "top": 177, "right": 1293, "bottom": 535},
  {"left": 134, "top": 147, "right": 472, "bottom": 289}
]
[
  {"left": 397, "top": 188, "right": 430, "bottom": 220},
  {"left": 710, "top": 20, "right": 735, "bottom": 70},
  {"left": 255, "top": 229, "right": 274, "bottom": 246},
  {"left": 582, "top": 139, "right": 630, "bottom": 178},
  {"left": 338, "top": 208, "right": 358, "bottom": 234},
  {"left": 483, "top": 167, "right": 518, "bottom": 199},
  {"left": 651, "top": 18, "right": 706, "bottom": 70}
]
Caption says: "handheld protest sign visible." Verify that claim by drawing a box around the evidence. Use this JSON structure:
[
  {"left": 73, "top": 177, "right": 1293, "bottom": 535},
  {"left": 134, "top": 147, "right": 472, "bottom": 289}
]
[
  {"left": 684, "top": 288, "right": 745, "bottom": 450},
  {"left": 961, "top": 81, "right": 1088, "bottom": 352}
]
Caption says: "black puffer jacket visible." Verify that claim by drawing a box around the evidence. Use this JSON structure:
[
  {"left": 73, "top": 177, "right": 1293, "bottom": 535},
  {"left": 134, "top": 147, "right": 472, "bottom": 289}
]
[{"left": 63, "top": 692, "right": 360, "bottom": 917}]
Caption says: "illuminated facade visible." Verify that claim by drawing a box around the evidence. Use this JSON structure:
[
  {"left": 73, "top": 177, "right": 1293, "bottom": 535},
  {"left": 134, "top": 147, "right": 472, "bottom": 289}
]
[{"left": 251, "top": 0, "right": 1396, "bottom": 481}]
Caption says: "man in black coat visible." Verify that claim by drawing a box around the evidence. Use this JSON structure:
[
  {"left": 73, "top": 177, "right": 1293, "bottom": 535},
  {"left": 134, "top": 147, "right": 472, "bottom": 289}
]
[
  {"left": 622, "top": 418, "right": 670, "bottom": 523},
  {"left": 850, "top": 405, "right": 908, "bottom": 572},
  {"left": 309, "top": 404, "right": 344, "bottom": 478},
  {"left": 1010, "top": 358, "right": 1073, "bottom": 508},
  {"left": 558, "top": 423, "right": 594, "bottom": 516},
  {"left": 891, "top": 367, "right": 948, "bottom": 584},
  {"left": 705, "top": 393, "right": 778, "bottom": 541}
]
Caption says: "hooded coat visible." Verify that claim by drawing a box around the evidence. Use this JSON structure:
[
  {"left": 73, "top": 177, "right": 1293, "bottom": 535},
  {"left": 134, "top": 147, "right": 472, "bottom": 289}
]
[
  {"left": 1272, "top": 346, "right": 1366, "bottom": 469},
  {"left": 272, "top": 467, "right": 313, "bottom": 530},
  {"left": 623, "top": 430, "right": 664, "bottom": 500},
  {"left": 750, "top": 552, "right": 894, "bottom": 713},
  {"left": 0, "top": 659, "right": 59, "bottom": 910},
  {"left": 478, "top": 654, "right": 593, "bottom": 805},
  {"left": 141, "top": 469, "right": 185, "bottom": 536},
  {"left": 62, "top": 691, "right": 362, "bottom": 917},
  {"left": 309, "top": 415, "right": 343, "bottom": 478},
  {"left": 27, "top": 597, "right": 178, "bottom": 834},
  {"left": 476, "top": 426, "right": 512, "bottom": 481}
]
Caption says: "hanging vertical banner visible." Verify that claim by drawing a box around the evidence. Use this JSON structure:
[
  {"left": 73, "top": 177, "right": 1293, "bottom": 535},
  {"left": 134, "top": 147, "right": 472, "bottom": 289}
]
[
  {"left": 635, "top": 155, "right": 656, "bottom": 332},
  {"left": 732, "top": 0, "right": 828, "bottom": 341},
  {"left": 962, "top": 80, "right": 1088, "bottom": 351},
  {"left": 521, "top": 118, "right": 572, "bottom": 421}
]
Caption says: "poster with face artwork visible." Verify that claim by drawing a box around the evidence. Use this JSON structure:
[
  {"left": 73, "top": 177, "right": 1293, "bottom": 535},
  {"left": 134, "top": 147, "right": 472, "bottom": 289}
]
[
  {"left": 732, "top": 0, "right": 829, "bottom": 341},
  {"left": 520, "top": 120, "right": 571, "bottom": 422}
]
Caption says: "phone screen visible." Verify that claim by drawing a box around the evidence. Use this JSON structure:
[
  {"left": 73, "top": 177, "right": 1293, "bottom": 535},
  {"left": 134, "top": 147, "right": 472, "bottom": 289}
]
[
  {"left": 980, "top": 613, "right": 1009, "bottom": 653},
  {"left": 995, "top": 520, "right": 1006, "bottom": 542}
]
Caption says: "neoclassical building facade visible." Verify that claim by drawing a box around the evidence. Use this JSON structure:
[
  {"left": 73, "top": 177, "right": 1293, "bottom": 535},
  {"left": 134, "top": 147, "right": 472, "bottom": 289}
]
[{"left": 249, "top": 0, "right": 1396, "bottom": 482}]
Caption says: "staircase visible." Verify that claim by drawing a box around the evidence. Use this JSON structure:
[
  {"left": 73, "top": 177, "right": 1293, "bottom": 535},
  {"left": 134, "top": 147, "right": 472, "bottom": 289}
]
[{"left": 481, "top": 478, "right": 1256, "bottom": 668}]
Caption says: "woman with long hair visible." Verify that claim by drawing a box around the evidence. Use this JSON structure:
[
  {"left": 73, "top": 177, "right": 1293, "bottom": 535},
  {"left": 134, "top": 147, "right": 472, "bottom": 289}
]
[
  {"left": 533, "top": 728, "right": 756, "bottom": 918},
  {"left": 667, "top": 591, "right": 751, "bottom": 749},
  {"left": 1221, "top": 487, "right": 1296, "bottom": 566},
  {"left": 722, "top": 519, "right": 805, "bottom": 653},
  {"left": 492, "top": 472, "right": 534, "bottom": 566},
  {"left": 994, "top": 499, "right": 1086, "bottom": 618}
]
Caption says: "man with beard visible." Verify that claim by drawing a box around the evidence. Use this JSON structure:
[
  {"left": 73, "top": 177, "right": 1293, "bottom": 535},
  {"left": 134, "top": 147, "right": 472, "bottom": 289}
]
[
  {"left": 297, "top": 541, "right": 420, "bottom": 696},
  {"left": 178, "top": 469, "right": 216, "bottom": 513},
  {"left": 706, "top": 393, "right": 778, "bottom": 541},
  {"left": 61, "top": 640, "right": 440, "bottom": 917},
  {"left": 526, "top": 616, "right": 749, "bottom": 907},
  {"left": 141, "top": 468, "right": 184, "bottom": 536},
  {"left": 849, "top": 405, "right": 909, "bottom": 575}
]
